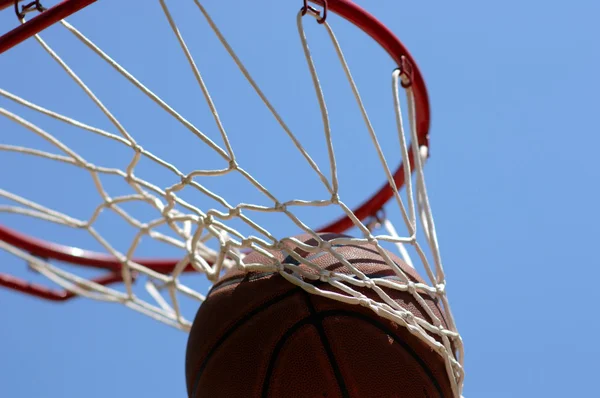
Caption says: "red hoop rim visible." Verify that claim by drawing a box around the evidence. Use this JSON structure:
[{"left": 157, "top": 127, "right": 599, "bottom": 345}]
[{"left": 0, "top": 0, "right": 430, "bottom": 299}]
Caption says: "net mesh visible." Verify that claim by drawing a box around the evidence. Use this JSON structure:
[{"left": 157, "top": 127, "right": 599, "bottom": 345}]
[{"left": 0, "top": 1, "right": 464, "bottom": 395}]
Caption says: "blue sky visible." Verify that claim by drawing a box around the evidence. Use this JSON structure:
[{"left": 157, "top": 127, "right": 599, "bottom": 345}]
[{"left": 1, "top": 0, "right": 599, "bottom": 397}]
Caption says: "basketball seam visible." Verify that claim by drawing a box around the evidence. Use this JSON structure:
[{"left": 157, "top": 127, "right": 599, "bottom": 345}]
[
  {"left": 317, "top": 309, "right": 447, "bottom": 398},
  {"left": 260, "top": 308, "right": 447, "bottom": 398},
  {"left": 209, "top": 271, "right": 277, "bottom": 292},
  {"left": 190, "top": 288, "right": 299, "bottom": 397},
  {"left": 260, "top": 293, "right": 349, "bottom": 398},
  {"left": 302, "top": 291, "right": 351, "bottom": 398}
]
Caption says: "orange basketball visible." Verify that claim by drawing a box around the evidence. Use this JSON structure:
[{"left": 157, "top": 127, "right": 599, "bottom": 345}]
[{"left": 185, "top": 233, "right": 453, "bottom": 397}]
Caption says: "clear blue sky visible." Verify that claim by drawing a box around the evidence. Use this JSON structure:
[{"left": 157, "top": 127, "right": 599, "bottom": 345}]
[{"left": 1, "top": 0, "right": 599, "bottom": 397}]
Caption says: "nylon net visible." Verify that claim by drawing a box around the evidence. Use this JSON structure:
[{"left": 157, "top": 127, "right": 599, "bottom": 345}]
[{"left": 0, "top": 0, "right": 463, "bottom": 394}]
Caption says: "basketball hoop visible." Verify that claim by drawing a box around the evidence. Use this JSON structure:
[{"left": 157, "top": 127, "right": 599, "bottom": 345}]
[{"left": 0, "top": 0, "right": 463, "bottom": 395}]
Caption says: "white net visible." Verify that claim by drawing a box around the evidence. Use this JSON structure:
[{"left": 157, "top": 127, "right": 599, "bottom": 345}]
[{"left": 0, "top": 0, "right": 464, "bottom": 395}]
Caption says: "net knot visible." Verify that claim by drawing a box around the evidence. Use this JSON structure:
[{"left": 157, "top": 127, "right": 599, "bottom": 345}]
[
  {"left": 139, "top": 223, "right": 150, "bottom": 235},
  {"left": 319, "top": 240, "right": 332, "bottom": 250},
  {"left": 362, "top": 278, "right": 374, "bottom": 289},
  {"left": 228, "top": 207, "right": 241, "bottom": 217},
  {"left": 160, "top": 205, "right": 172, "bottom": 218},
  {"left": 180, "top": 174, "right": 193, "bottom": 186},
  {"left": 319, "top": 271, "right": 330, "bottom": 282},
  {"left": 358, "top": 297, "right": 370, "bottom": 308},
  {"left": 401, "top": 311, "right": 415, "bottom": 324},
  {"left": 104, "top": 197, "right": 114, "bottom": 208},
  {"left": 164, "top": 190, "right": 177, "bottom": 203},
  {"left": 274, "top": 202, "right": 287, "bottom": 212},
  {"left": 366, "top": 235, "right": 378, "bottom": 245},
  {"left": 436, "top": 283, "right": 446, "bottom": 295},
  {"left": 436, "top": 324, "right": 447, "bottom": 335},
  {"left": 80, "top": 160, "right": 95, "bottom": 171},
  {"left": 330, "top": 193, "right": 340, "bottom": 204},
  {"left": 203, "top": 215, "right": 214, "bottom": 226},
  {"left": 406, "top": 281, "right": 416, "bottom": 294},
  {"left": 124, "top": 173, "right": 135, "bottom": 184}
]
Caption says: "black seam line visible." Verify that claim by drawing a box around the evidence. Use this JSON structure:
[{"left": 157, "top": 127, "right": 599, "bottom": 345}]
[
  {"left": 304, "top": 291, "right": 350, "bottom": 398},
  {"left": 260, "top": 294, "right": 349, "bottom": 398},
  {"left": 262, "top": 308, "right": 446, "bottom": 398},
  {"left": 209, "top": 271, "right": 277, "bottom": 293},
  {"left": 191, "top": 288, "right": 300, "bottom": 397}
]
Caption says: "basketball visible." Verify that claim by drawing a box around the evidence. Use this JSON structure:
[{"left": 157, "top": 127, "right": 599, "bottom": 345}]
[{"left": 185, "top": 233, "right": 453, "bottom": 397}]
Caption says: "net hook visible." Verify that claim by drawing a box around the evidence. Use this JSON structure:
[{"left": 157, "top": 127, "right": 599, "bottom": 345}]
[
  {"left": 366, "top": 208, "right": 387, "bottom": 232},
  {"left": 14, "top": 0, "right": 46, "bottom": 20},
  {"left": 301, "top": 0, "right": 328, "bottom": 24},
  {"left": 397, "top": 56, "right": 414, "bottom": 88}
]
